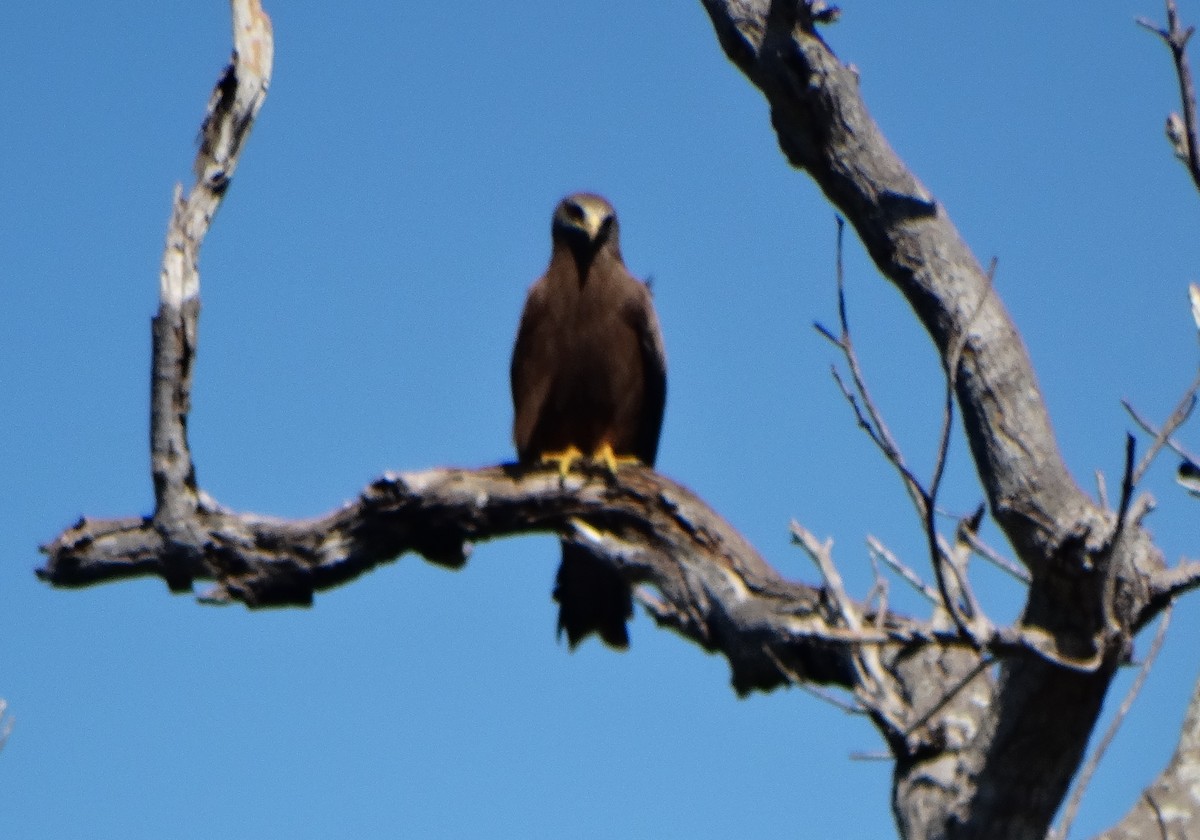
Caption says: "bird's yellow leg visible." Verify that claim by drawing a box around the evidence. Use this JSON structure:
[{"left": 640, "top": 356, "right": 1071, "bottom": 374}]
[
  {"left": 593, "top": 441, "right": 641, "bottom": 476},
  {"left": 540, "top": 445, "right": 584, "bottom": 477}
]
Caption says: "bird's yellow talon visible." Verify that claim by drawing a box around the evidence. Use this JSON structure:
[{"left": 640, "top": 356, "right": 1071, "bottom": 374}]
[
  {"left": 593, "top": 442, "right": 640, "bottom": 476},
  {"left": 541, "top": 446, "right": 584, "bottom": 477}
]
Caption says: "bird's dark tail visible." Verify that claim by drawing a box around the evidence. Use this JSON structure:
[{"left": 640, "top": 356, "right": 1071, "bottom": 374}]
[{"left": 554, "top": 542, "right": 632, "bottom": 649}]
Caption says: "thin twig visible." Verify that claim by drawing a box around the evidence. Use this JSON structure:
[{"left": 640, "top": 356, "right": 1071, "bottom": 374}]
[
  {"left": 825, "top": 367, "right": 931, "bottom": 503},
  {"left": 765, "top": 645, "right": 867, "bottom": 715},
  {"left": 1117, "top": 434, "right": 1137, "bottom": 529},
  {"left": 791, "top": 521, "right": 857, "bottom": 629},
  {"left": 818, "top": 222, "right": 976, "bottom": 643},
  {"left": 864, "top": 549, "right": 890, "bottom": 627},
  {"left": 1124, "top": 394, "right": 1200, "bottom": 464},
  {"left": 1054, "top": 605, "right": 1174, "bottom": 840},
  {"left": 867, "top": 536, "right": 938, "bottom": 604},
  {"left": 1123, "top": 371, "right": 1200, "bottom": 483},
  {"left": 790, "top": 521, "right": 910, "bottom": 734},
  {"left": 815, "top": 217, "right": 929, "bottom": 520},
  {"left": 959, "top": 527, "right": 1031, "bottom": 585},
  {"left": 800, "top": 684, "right": 867, "bottom": 716},
  {"left": 835, "top": 215, "right": 850, "bottom": 344},
  {"left": 1098, "top": 435, "right": 1139, "bottom": 638},
  {"left": 951, "top": 511, "right": 989, "bottom": 623},
  {"left": 924, "top": 258, "right": 998, "bottom": 645},
  {"left": 925, "top": 378, "right": 961, "bottom": 635},
  {"left": 1139, "top": 0, "right": 1200, "bottom": 191}
]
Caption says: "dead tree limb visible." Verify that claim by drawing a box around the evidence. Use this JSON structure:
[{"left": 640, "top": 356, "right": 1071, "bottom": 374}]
[
  {"left": 149, "top": 0, "right": 272, "bottom": 589},
  {"left": 1139, "top": 0, "right": 1200, "bottom": 191},
  {"left": 695, "top": 2, "right": 1174, "bottom": 838}
]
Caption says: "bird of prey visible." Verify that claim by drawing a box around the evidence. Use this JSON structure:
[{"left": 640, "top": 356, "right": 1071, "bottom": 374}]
[{"left": 510, "top": 193, "right": 668, "bottom": 649}]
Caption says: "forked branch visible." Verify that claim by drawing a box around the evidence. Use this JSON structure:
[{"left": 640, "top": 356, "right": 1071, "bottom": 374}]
[
  {"left": 696, "top": 1, "right": 1172, "bottom": 837},
  {"left": 1139, "top": 0, "right": 1200, "bottom": 191}
]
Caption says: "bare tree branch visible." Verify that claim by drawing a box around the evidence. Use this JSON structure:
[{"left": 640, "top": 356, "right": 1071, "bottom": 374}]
[
  {"left": 815, "top": 217, "right": 928, "bottom": 522},
  {"left": 817, "top": 218, "right": 987, "bottom": 644},
  {"left": 1143, "top": 560, "right": 1200, "bottom": 622},
  {"left": 867, "top": 536, "right": 938, "bottom": 605},
  {"left": 41, "top": 455, "right": 1045, "bottom": 703},
  {"left": 695, "top": 2, "right": 1170, "bottom": 837},
  {"left": 44, "top": 461, "right": 822, "bottom": 690},
  {"left": 790, "top": 520, "right": 910, "bottom": 737},
  {"left": 150, "top": 0, "right": 273, "bottom": 588},
  {"left": 1139, "top": 0, "right": 1200, "bottom": 191},
  {"left": 1123, "top": 372, "right": 1200, "bottom": 486},
  {"left": 958, "top": 525, "right": 1031, "bottom": 585},
  {"left": 1119, "top": 386, "right": 1200, "bottom": 622}
]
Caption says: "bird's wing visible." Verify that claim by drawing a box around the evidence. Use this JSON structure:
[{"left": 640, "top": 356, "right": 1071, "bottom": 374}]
[
  {"left": 623, "top": 280, "right": 667, "bottom": 468},
  {"left": 510, "top": 279, "right": 556, "bottom": 460}
]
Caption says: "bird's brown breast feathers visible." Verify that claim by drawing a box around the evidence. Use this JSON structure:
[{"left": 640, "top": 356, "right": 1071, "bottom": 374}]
[{"left": 511, "top": 231, "right": 664, "bottom": 468}]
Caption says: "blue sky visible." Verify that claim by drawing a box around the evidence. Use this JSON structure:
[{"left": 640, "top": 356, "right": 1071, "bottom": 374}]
[{"left": 4, "top": 2, "right": 1200, "bottom": 837}]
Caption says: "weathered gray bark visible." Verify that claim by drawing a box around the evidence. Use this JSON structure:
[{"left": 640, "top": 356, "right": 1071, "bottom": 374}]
[
  {"left": 693, "top": 2, "right": 1189, "bottom": 839},
  {"left": 36, "top": 2, "right": 1200, "bottom": 840}
]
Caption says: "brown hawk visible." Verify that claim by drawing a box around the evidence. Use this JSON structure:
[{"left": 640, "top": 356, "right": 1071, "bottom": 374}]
[{"left": 510, "top": 193, "right": 667, "bottom": 648}]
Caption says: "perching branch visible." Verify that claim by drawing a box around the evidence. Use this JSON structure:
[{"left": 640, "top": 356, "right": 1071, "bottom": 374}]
[{"left": 43, "top": 461, "right": 845, "bottom": 693}]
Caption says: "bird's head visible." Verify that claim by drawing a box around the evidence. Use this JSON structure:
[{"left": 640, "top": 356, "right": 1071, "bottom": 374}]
[{"left": 551, "top": 193, "right": 621, "bottom": 263}]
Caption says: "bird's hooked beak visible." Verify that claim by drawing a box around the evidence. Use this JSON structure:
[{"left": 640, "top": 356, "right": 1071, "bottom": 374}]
[{"left": 554, "top": 193, "right": 616, "bottom": 252}]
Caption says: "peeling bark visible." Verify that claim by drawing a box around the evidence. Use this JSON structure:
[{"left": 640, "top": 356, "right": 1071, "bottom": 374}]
[{"left": 44, "top": 464, "right": 855, "bottom": 694}]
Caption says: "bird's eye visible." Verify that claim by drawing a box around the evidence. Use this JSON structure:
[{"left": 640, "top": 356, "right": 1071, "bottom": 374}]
[
  {"left": 564, "top": 201, "right": 584, "bottom": 221},
  {"left": 598, "top": 215, "right": 614, "bottom": 239}
]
